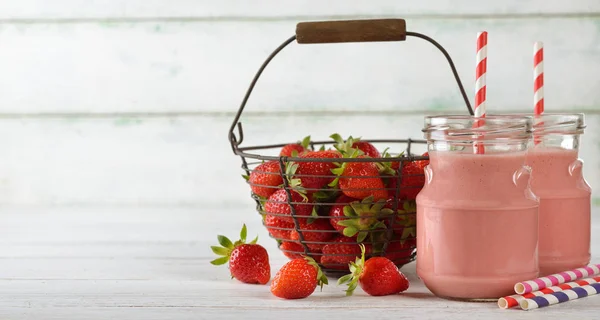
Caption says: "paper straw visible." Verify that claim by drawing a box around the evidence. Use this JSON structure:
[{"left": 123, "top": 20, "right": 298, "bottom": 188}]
[
  {"left": 498, "top": 276, "right": 600, "bottom": 309},
  {"left": 533, "top": 42, "right": 544, "bottom": 115},
  {"left": 514, "top": 264, "right": 600, "bottom": 294},
  {"left": 520, "top": 282, "right": 600, "bottom": 311},
  {"left": 533, "top": 41, "right": 544, "bottom": 145},
  {"left": 473, "top": 31, "right": 487, "bottom": 154}
]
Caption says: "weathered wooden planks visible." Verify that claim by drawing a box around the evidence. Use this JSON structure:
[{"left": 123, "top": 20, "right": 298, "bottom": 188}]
[{"left": 0, "top": 114, "right": 596, "bottom": 206}]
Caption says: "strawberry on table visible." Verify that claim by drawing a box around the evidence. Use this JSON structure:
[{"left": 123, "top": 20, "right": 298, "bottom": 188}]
[
  {"left": 329, "top": 195, "right": 391, "bottom": 242},
  {"left": 270, "top": 256, "right": 329, "bottom": 299},
  {"left": 246, "top": 161, "right": 283, "bottom": 198},
  {"left": 280, "top": 135, "right": 311, "bottom": 157},
  {"left": 210, "top": 224, "right": 270, "bottom": 285},
  {"left": 338, "top": 244, "right": 410, "bottom": 296},
  {"left": 264, "top": 188, "right": 313, "bottom": 223},
  {"left": 289, "top": 218, "right": 335, "bottom": 252}
]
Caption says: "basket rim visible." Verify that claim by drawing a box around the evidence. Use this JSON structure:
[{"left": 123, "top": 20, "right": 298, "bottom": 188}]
[{"left": 235, "top": 138, "right": 429, "bottom": 162}]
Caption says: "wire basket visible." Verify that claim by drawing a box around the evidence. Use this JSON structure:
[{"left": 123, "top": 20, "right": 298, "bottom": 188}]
[{"left": 228, "top": 19, "right": 473, "bottom": 276}]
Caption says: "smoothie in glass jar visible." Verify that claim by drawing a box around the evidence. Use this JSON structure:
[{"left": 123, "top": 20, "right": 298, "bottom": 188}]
[
  {"left": 416, "top": 115, "right": 539, "bottom": 300},
  {"left": 527, "top": 114, "right": 591, "bottom": 276}
]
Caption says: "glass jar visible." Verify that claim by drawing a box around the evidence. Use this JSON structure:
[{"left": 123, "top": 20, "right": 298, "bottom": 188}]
[
  {"left": 416, "top": 115, "right": 539, "bottom": 300},
  {"left": 527, "top": 113, "right": 591, "bottom": 276}
]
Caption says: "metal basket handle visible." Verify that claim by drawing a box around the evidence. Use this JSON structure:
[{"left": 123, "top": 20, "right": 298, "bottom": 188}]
[{"left": 229, "top": 18, "right": 473, "bottom": 152}]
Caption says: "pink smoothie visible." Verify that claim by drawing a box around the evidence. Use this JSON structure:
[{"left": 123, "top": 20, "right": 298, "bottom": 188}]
[
  {"left": 416, "top": 151, "right": 539, "bottom": 300},
  {"left": 527, "top": 147, "right": 591, "bottom": 276}
]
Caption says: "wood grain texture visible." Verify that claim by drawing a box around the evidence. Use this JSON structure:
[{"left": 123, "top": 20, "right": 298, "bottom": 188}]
[
  {"left": 0, "top": 18, "right": 598, "bottom": 114},
  {"left": 296, "top": 19, "right": 406, "bottom": 44},
  {"left": 0, "top": 0, "right": 598, "bottom": 20},
  {"left": 0, "top": 206, "right": 598, "bottom": 319},
  {"left": 0, "top": 114, "right": 597, "bottom": 207}
]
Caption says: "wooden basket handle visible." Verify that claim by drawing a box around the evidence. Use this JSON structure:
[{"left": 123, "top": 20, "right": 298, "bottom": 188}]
[{"left": 296, "top": 19, "right": 406, "bottom": 44}]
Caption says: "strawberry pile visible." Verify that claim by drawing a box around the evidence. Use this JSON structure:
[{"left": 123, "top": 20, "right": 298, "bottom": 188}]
[
  {"left": 213, "top": 135, "right": 427, "bottom": 299},
  {"left": 246, "top": 134, "right": 427, "bottom": 271},
  {"left": 211, "top": 224, "right": 409, "bottom": 299}
]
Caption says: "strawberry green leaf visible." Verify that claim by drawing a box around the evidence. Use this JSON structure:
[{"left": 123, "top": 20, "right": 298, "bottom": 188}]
[
  {"left": 356, "top": 231, "right": 368, "bottom": 243},
  {"left": 319, "top": 145, "right": 326, "bottom": 151},
  {"left": 217, "top": 235, "right": 233, "bottom": 249},
  {"left": 329, "top": 133, "right": 344, "bottom": 145},
  {"left": 337, "top": 274, "right": 353, "bottom": 285},
  {"left": 343, "top": 227, "right": 359, "bottom": 238},
  {"left": 249, "top": 235, "right": 259, "bottom": 244},
  {"left": 210, "top": 246, "right": 230, "bottom": 256},
  {"left": 240, "top": 224, "right": 247, "bottom": 242},
  {"left": 241, "top": 174, "right": 250, "bottom": 181},
  {"left": 291, "top": 150, "right": 299, "bottom": 157},
  {"left": 210, "top": 256, "right": 229, "bottom": 266},
  {"left": 336, "top": 220, "right": 358, "bottom": 227},
  {"left": 300, "top": 135, "right": 311, "bottom": 149},
  {"left": 342, "top": 206, "right": 355, "bottom": 217}
]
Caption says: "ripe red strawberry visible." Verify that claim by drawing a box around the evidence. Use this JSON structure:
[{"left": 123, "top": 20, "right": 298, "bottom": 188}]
[
  {"left": 329, "top": 194, "right": 391, "bottom": 242},
  {"left": 295, "top": 150, "right": 342, "bottom": 192},
  {"left": 264, "top": 214, "right": 295, "bottom": 240},
  {"left": 388, "top": 161, "right": 425, "bottom": 200},
  {"left": 384, "top": 238, "right": 416, "bottom": 265},
  {"left": 210, "top": 224, "right": 270, "bottom": 285},
  {"left": 321, "top": 236, "right": 372, "bottom": 270},
  {"left": 331, "top": 154, "right": 388, "bottom": 201},
  {"left": 280, "top": 136, "right": 311, "bottom": 157},
  {"left": 247, "top": 161, "right": 283, "bottom": 198},
  {"left": 279, "top": 241, "right": 322, "bottom": 263},
  {"left": 270, "top": 256, "right": 328, "bottom": 299},
  {"left": 330, "top": 133, "right": 380, "bottom": 158},
  {"left": 289, "top": 219, "right": 335, "bottom": 251},
  {"left": 413, "top": 152, "right": 429, "bottom": 170},
  {"left": 338, "top": 244, "right": 410, "bottom": 296},
  {"left": 352, "top": 141, "right": 381, "bottom": 158},
  {"left": 264, "top": 189, "right": 313, "bottom": 223}
]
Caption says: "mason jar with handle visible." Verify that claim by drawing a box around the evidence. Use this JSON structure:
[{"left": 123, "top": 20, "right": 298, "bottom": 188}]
[
  {"left": 527, "top": 113, "right": 591, "bottom": 276},
  {"left": 416, "top": 115, "right": 539, "bottom": 301}
]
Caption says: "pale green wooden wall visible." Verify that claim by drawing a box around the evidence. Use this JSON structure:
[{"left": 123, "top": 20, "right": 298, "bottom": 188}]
[{"left": 0, "top": 1, "right": 598, "bottom": 206}]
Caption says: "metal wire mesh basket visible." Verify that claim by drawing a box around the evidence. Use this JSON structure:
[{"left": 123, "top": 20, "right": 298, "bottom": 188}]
[{"left": 228, "top": 19, "right": 473, "bottom": 276}]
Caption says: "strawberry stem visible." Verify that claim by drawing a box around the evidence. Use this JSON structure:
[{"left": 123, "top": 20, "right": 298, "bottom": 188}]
[{"left": 337, "top": 244, "right": 367, "bottom": 296}]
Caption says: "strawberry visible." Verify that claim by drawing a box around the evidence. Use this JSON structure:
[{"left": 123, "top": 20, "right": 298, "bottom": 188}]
[
  {"left": 338, "top": 244, "right": 410, "bottom": 296},
  {"left": 289, "top": 219, "right": 335, "bottom": 251},
  {"left": 328, "top": 194, "right": 357, "bottom": 234},
  {"left": 294, "top": 150, "right": 342, "bottom": 192},
  {"left": 329, "top": 195, "right": 391, "bottom": 243},
  {"left": 264, "top": 214, "right": 295, "bottom": 240},
  {"left": 413, "top": 152, "right": 430, "bottom": 170},
  {"left": 330, "top": 153, "right": 388, "bottom": 201},
  {"left": 330, "top": 133, "right": 380, "bottom": 158},
  {"left": 384, "top": 238, "right": 416, "bottom": 265},
  {"left": 280, "top": 136, "right": 311, "bottom": 157},
  {"left": 388, "top": 161, "right": 425, "bottom": 200},
  {"left": 247, "top": 161, "right": 283, "bottom": 198},
  {"left": 264, "top": 188, "right": 313, "bottom": 223},
  {"left": 270, "top": 256, "right": 328, "bottom": 299},
  {"left": 279, "top": 241, "right": 322, "bottom": 263},
  {"left": 210, "top": 224, "right": 270, "bottom": 285},
  {"left": 321, "top": 236, "right": 372, "bottom": 271}
]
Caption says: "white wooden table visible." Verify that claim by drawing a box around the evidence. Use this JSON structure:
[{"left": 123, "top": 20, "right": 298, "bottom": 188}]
[{"left": 1, "top": 206, "right": 598, "bottom": 319}]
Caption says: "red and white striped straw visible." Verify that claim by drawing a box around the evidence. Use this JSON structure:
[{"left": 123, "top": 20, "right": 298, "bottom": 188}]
[
  {"left": 533, "top": 42, "right": 544, "bottom": 144},
  {"left": 473, "top": 31, "right": 488, "bottom": 154},
  {"left": 533, "top": 42, "right": 544, "bottom": 115}
]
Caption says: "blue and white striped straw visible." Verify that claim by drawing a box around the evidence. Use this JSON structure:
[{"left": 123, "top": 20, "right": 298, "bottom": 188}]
[{"left": 520, "top": 282, "right": 600, "bottom": 310}]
